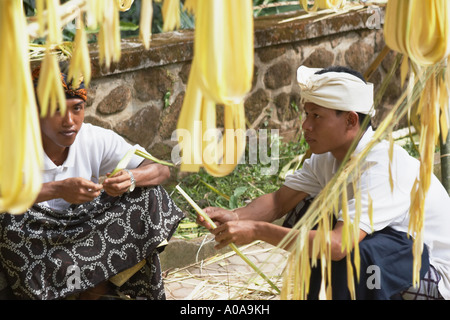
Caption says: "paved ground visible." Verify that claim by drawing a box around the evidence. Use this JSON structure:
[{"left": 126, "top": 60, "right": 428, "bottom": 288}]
[{"left": 163, "top": 239, "right": 289, "bottom": 300}]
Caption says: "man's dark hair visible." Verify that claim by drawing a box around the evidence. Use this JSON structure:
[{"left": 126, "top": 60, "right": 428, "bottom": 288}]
[{"left": 315, "top": 66, "right": 371, "bottom": 128}]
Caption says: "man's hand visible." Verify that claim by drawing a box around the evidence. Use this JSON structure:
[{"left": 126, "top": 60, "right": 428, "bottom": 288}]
[
  {"left": 102, "top": 170, "right": 133, "bottom": 197},
  {"left": 59, "top": 177, "right": 103, "bottom": 204},
  {"left": 196, "top": 206, "right": 239, "bottom": 230},
  {"left": 197, "top": 206, "right": 258, "bottom": 250},
  {"left": 210, "top": 220, "right": 260, "bottom": 250}
]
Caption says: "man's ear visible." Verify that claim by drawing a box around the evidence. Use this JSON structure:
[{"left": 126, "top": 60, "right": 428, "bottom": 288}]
[{"left": 346, "top": 111, "right": 359, "bottom": 128}]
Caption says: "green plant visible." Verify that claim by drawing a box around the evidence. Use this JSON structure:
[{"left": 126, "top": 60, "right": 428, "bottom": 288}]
[{"left": 169, "top": 135, "right": 309, "bottom": 238}]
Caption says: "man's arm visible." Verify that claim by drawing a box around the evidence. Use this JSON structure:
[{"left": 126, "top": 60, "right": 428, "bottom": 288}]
[
  {"left": 199, "top": 186, "right": 309, "bottom": 249},
  {"left": 201, "top": 185, "right": 368, "bottom": 260},
  {"left": 235, "top": 185, "right": 309, "bottom": 222},
  {"left": 311, "top": 221, "right": 368, "bottom": 261}
]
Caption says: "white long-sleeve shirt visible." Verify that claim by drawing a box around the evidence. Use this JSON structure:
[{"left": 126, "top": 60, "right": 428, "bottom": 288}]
[{"left": 39, "top": 123, "right": 146, "bottom": 211}]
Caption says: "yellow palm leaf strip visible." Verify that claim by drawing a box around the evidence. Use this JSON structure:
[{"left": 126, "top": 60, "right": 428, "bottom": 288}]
[
  {"left": 161, "top": 0, "right": 180, "bottom": 32},
  {"left": 352, "top": 173, "right": 361, "bottom": 283},
  {"left": 439, "top": 74, "right": 449, "bottom": 141},
  {"left": 400, "top": 55, "right": 410, "bottom": 89},
  {"left": 176, "top": 70, "right": 202, "bottom": 173},
  {"left": 35, "top": 0, "right": 45, "bottom": 37},
  {"left": 409, "top": 74, "right": 440, "bottom": 286},
  {"left": 183, "top": 0, "right": 197, "bottom": 15},
  {"left": 37, "top": 46, "right": 67, "bottom": 117},
  {"left": 34, "top": 0, "right": 66, "bottom": 117},
  {"left": 409, "top": 0, "right": 450, "bottom": 66},
  {"left": 177, "top": 0, "right": 252, "bottom": 176},
  {"left": 224, "top": 103, "right": 247, "bottom": 173},
  {"left": 339, "top": 178, "right": 358, "bottom": 297},
  {"left": 0, "top": 0, "right": 43, "bottom": 214},
  {"left": 314, "top": 217, "right": 331, "bottom": 299},
  {"left": 68, "top": 17, "right": 91, "bottom": 88},
  {"left": 45, "top": 0, "right": 63, "bottom": 44},
  {"left": 285, "top": 226, "right": 310, "bottom": 300},
  {"left": 299, "top": 0, "right": 319, "bottom": 13},
  {"left": 320, "top": 0, "right": 346, "bottom": 10},
  {"left": 384, "top": 0, "right": 408, "bottom": 58},
  {"left": 388, "top": 131, "right": 395, "bottom": 192},
  {"left": 408, "top": 178, "right": 423, "bottom": 286},
  {"left": 200, "top": 94, "right": 220, "bottom": 172},
  {"left": 193, "top": 0, "right": 253, "bottom": 104},
  {"left": 118, "top": 0, "right": 135, "bottom": 11},
  {"left": 226, "top": 0, "right": 254, "bottom": 102},
  {"left": 98, "top": 0, "right": 121, "bottom": 70},
  {"left": 300, "top": 227, "right": 312, "bottom": 300},
  {"left": 139, "top": 0, "right": 153, "bottom": 50},
  {"left": 345, "top": 251, "right": 355, "bottom": 300},
  {"left": 85, "top": 0, "right": 103, "bottom": 29},
  {"left": 300, "top": 0, "right": 345, "bottom": 12},
  {"left": 385, "top": 0, "right": 450, "bottom": 67},
  {"left": 202, "top": 103, "right": 246, "bottom": 177},
  {"left": 281, "top": 249, "right": 295, "bottom": 299},
  {"left": 368, "top": 193, "right": 374, "bottom": 233},
  {"left": 340, "top": 181, "right": 350, "bottom": 254},
  {"left": 191, "top": 0, "right": 225, "bottom": 103}
]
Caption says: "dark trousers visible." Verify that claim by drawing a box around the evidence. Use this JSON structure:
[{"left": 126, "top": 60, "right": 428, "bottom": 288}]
[
  {"left": 306, "top": 227, "right": 430, "bottom": 300},
  {"left": 283, "top": 198, "right": 430, "bottom": 300}
]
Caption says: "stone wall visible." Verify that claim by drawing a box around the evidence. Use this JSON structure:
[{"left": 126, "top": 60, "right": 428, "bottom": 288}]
[{"left": 85, "top": 5, "right": 398, "bottom": 177}]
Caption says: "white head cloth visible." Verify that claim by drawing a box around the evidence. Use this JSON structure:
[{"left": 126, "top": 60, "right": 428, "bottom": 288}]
[{"left": 297, "top": 66, "right": 374, "bottom": 115}]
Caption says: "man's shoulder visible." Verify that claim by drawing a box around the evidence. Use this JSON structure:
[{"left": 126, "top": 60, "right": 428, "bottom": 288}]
[
  {"left": 80, "top": 122, "right": 112, "bottom": 133},
  {"left": 76, "top": 123, "right": 125, "bottom": 151},
  {"left": 79, "top": 122, "right": 119, "bottom": 140},
  {"left": 308, "top": 152, "right": 335, "bottom": 165}
]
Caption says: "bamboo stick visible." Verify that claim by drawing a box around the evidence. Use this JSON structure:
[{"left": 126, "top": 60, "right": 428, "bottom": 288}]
[{"left": 175, "top": 185, "right": 281, "bottom": 294}]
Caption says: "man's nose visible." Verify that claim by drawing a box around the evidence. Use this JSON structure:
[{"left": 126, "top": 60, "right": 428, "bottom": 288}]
[
  {"left": 302, "top": 117, "right": 311, "bottom": 131},
  {"left": 62, "top": 111, "right": 75, "bottom": 125}
]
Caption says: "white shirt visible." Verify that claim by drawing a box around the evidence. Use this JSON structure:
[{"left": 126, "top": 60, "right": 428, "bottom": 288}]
[
  {"left": 40, "top": 123, "right": 146, "bottom": 211},
  {"left": 284, "top": 127, "right": 450, "bottom": 299}
]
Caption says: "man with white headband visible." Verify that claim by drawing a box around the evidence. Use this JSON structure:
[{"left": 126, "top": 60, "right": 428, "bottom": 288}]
[{"left": 198, "top": 65, "right": 450, "bottom": 300}]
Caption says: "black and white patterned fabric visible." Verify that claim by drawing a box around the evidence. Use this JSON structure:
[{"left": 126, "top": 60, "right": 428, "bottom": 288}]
[{"left": 0, "top": 185, "right": 184, "bottom": 300}]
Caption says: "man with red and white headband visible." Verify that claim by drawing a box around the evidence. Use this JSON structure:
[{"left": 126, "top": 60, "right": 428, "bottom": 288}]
[{"left": 198, "top": 65, "right": 450, "bottom": 300}]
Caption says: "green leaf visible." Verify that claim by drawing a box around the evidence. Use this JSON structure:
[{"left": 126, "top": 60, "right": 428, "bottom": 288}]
[
  {"left": 119, "top": 21, "right": 139, "bottom": 32},
  {"left": 229, "top": 195, "right": 238, "bottom": 209},
  {"left": 233, "top": 186, "right": 247, "bottom": 197}
]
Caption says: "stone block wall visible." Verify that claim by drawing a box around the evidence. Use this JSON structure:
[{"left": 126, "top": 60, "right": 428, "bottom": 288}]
[{"left": 84, "top": 5, "right": 400, "bottom": 176}]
